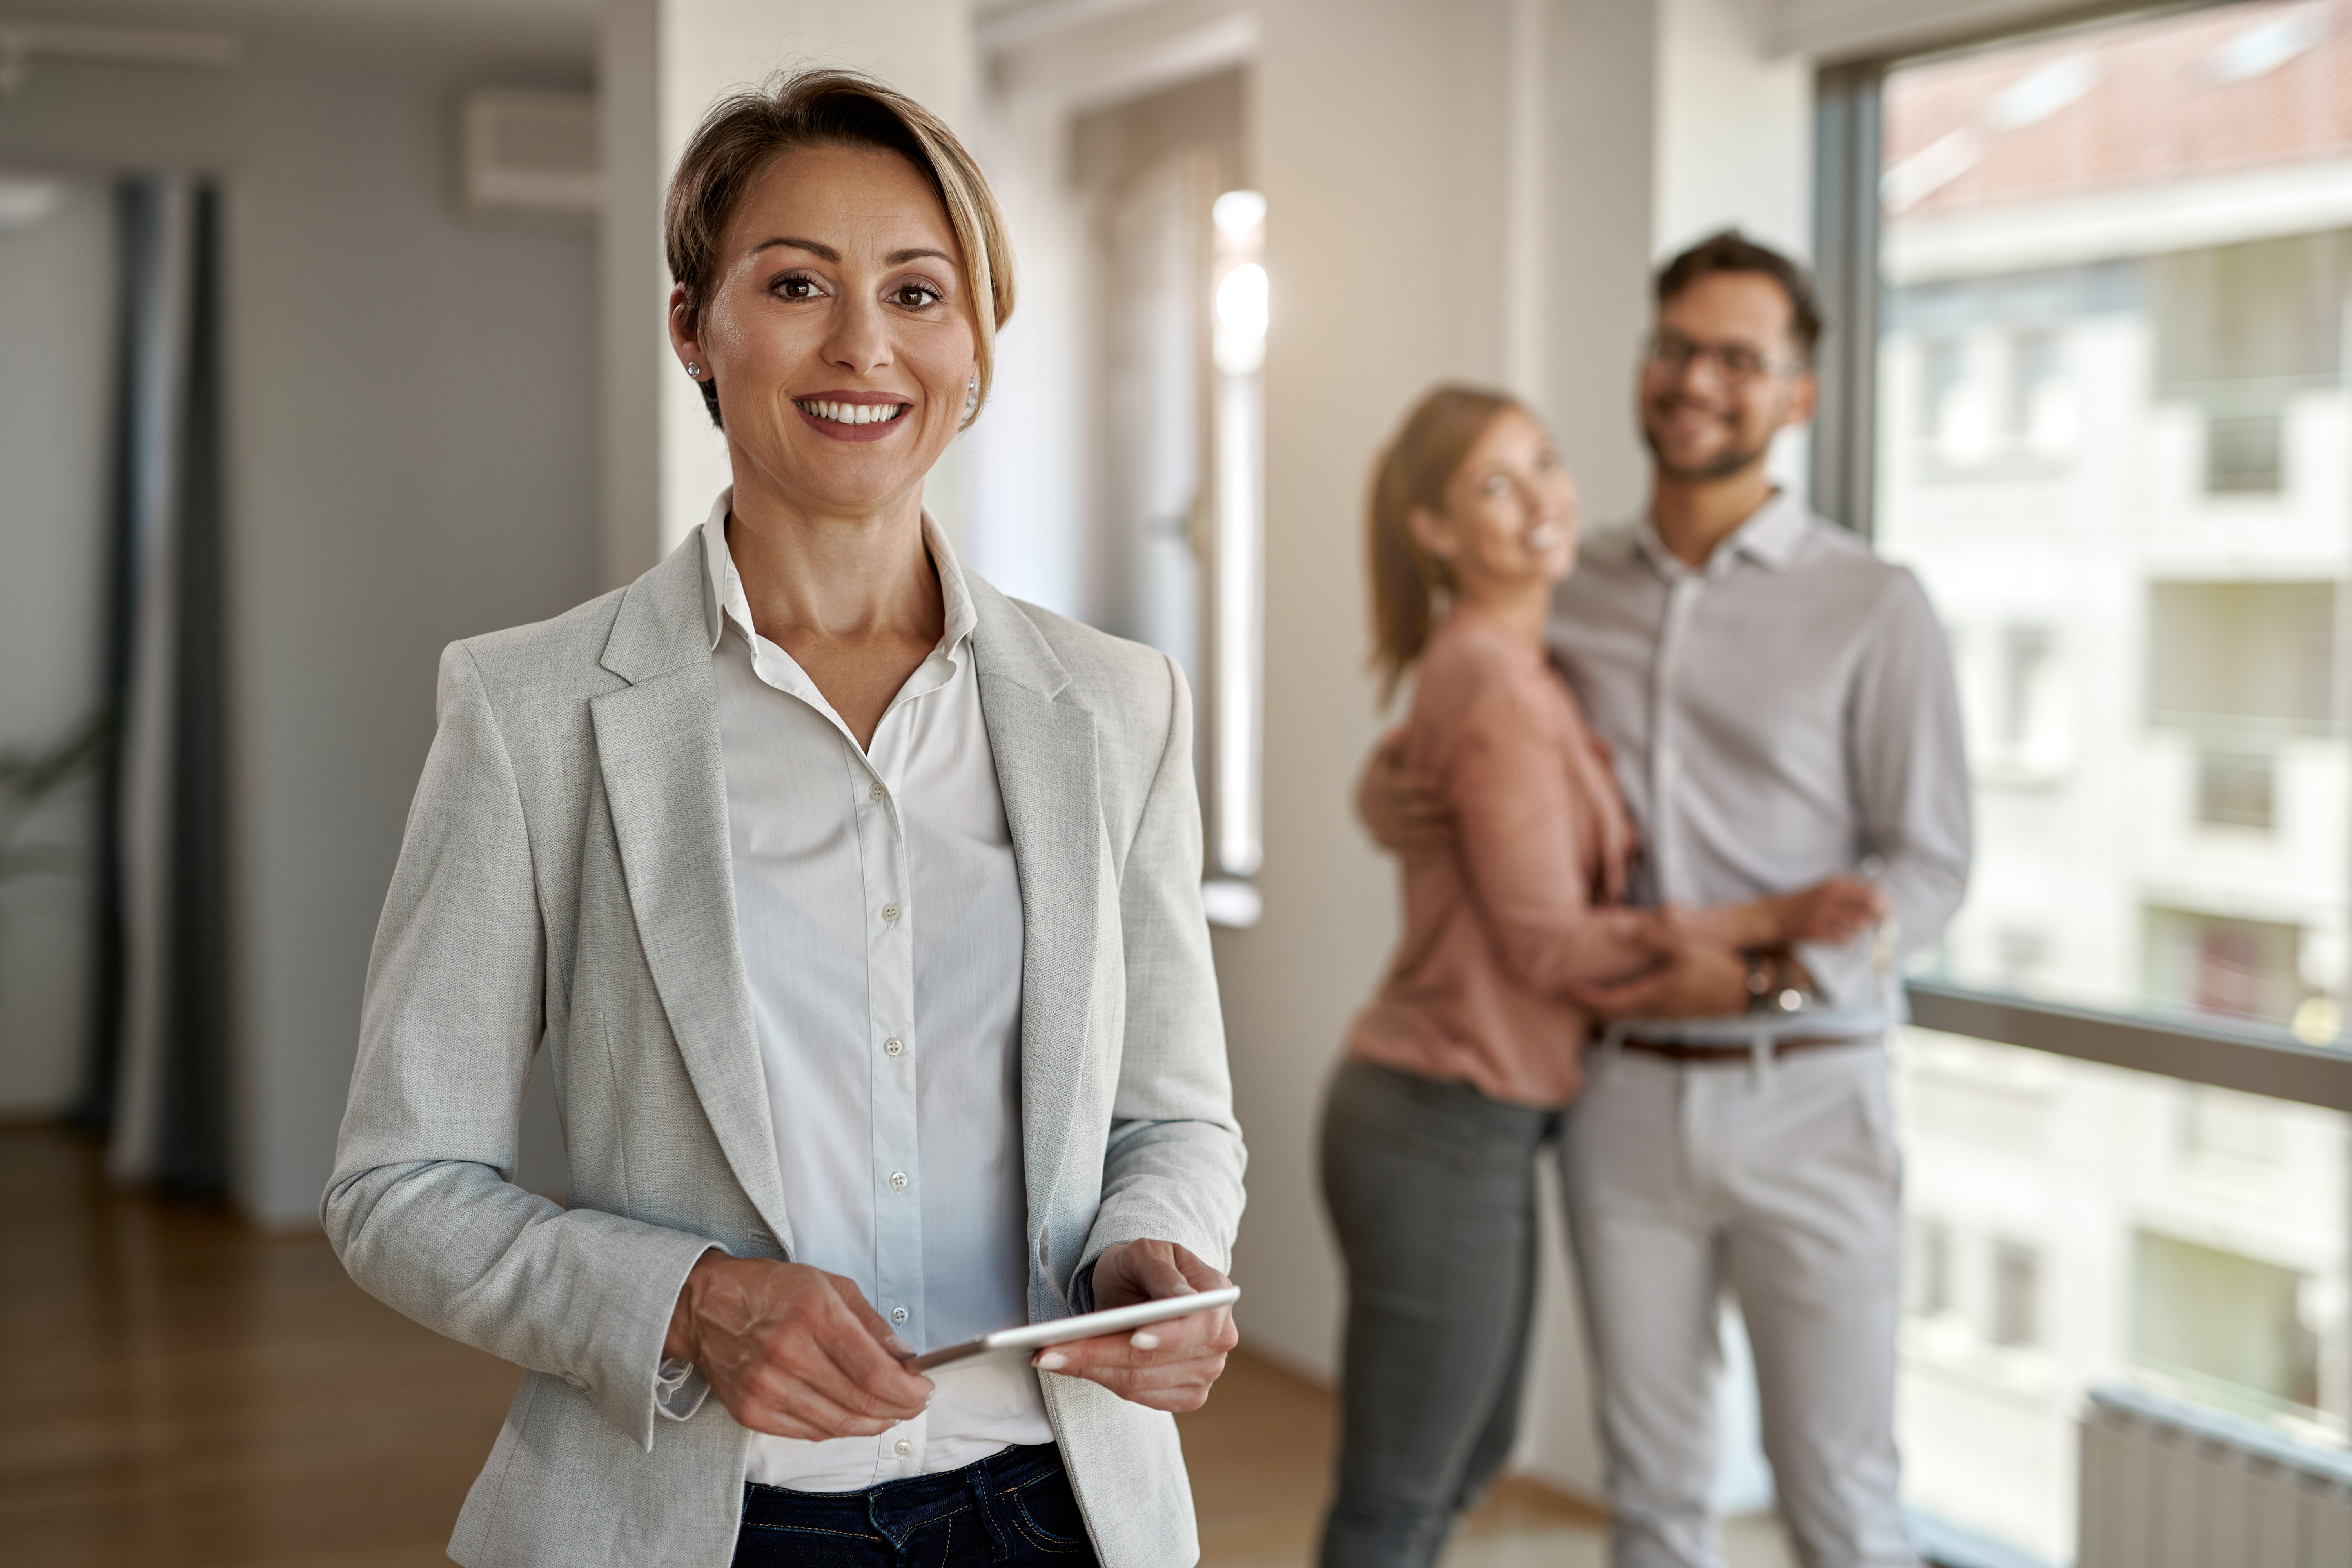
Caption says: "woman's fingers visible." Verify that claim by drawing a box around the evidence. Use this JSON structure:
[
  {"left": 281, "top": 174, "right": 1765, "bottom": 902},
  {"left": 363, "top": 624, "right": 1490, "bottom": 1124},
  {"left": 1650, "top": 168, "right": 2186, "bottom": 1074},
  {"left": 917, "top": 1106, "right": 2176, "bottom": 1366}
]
[
  {"left": 690, "top": 1258, "right": 932, "bottom": 1437},
  {"left": 1041, "top": 1240, "right": 1240, "bottom": 1412},
  {"left": 742, "top": 1368, "right": 902, "bottom": 1440}
]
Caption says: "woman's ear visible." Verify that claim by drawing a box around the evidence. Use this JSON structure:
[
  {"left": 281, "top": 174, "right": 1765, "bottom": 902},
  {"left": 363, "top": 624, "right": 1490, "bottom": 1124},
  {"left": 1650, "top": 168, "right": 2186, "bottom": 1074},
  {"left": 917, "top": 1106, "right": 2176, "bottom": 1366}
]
[
  {"left": 667, "top": 283, "right": 703, "bottom": 375},
  {"left": 1407, "top": 503, "right": 1455, "bottom": 564}
]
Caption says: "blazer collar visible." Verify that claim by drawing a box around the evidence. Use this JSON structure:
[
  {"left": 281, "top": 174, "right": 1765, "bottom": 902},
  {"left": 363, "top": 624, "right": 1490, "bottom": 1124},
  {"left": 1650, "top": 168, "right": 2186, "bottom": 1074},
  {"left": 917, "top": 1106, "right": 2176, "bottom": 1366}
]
[
  {"left": 965, "top": 571, "right": 1072, "bottom": 703},
  {"left": 598, "top": 526, "right": 715, "bottom": 686},
  {"left": 587, "top": 523, "right": 792, "bottom": 1250},
  {"left": 964, "top": 575, "right": 1093, "bottom": 1248}
]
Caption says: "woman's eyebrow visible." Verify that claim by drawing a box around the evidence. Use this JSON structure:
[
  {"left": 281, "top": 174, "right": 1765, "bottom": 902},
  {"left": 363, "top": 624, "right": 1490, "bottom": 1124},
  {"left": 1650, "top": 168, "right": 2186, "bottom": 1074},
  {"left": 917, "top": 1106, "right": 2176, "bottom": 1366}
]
[
  {"left": 747, "top": 238, "right": 954, "bottom": 268},
  {"left": 753, "top": 236, "right": 838, "bottom": 260}
]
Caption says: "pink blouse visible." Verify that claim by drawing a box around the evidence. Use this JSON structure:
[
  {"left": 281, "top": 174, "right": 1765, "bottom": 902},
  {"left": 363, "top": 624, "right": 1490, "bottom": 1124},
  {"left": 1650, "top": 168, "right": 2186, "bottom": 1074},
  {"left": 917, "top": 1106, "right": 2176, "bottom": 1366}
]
[{"left": 1347, "top": 607, "right": 1646, "bottom": 1108}]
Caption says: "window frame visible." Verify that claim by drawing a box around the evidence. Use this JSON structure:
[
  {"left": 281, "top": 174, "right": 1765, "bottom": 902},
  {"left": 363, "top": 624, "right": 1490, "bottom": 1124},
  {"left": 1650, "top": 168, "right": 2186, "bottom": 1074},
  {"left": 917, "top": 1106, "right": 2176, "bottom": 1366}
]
[{"left": 1808, "top": 14, "right": 2352, "bottom": 1118}]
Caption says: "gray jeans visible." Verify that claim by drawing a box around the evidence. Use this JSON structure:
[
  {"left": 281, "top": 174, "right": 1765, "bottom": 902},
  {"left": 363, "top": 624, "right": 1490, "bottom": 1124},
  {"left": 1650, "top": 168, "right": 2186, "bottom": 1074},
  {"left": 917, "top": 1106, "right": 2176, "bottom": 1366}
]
[{"left": 1316, "top": 1058, "right": 1561, "bottom": 1568}]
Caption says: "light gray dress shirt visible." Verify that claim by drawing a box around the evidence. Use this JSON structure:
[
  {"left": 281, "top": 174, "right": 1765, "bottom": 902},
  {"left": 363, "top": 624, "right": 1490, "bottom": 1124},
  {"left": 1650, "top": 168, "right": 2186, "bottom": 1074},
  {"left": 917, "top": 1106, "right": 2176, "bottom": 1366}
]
[
  {"left": 695, "top": 492, "right": 1051, "bottom": 1490},
  {"left": 1549, "top": 489, "right": 1972, "bottom": 1042}
]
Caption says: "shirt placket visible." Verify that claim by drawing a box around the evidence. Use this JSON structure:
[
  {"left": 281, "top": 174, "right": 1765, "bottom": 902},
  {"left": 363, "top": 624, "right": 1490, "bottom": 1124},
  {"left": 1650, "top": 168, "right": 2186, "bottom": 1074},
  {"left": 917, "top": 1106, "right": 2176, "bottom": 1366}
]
[
  {"left": 855, "top": 712, "right": 926, "bottom": 1479},
  {"left": 1651, "top": 570, "right": 1703, "bottom": 906}
]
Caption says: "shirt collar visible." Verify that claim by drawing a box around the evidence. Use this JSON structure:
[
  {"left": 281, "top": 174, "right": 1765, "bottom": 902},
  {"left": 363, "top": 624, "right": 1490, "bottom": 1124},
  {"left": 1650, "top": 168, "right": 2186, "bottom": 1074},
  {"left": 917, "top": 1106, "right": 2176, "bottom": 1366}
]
[
  {"left": 698, "top": 485, "right": 980, "bottom": 659},
  {"left": 1633, "top": 487, "right": 1810, "bottom": 580}
]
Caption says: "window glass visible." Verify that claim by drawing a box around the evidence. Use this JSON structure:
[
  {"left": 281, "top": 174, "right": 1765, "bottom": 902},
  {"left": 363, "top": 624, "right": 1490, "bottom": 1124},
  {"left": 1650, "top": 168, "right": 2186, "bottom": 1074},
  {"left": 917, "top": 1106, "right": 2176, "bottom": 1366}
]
[
  {"left": 1877, "top": 0, "right": 2352, "bottom": 1045},
  {"left": 1874, "top": 5, "right": 2352, "bottom": 1559},
  {"left": 1893, "top": 1031, "right": 2347, "bottom": 1560}
]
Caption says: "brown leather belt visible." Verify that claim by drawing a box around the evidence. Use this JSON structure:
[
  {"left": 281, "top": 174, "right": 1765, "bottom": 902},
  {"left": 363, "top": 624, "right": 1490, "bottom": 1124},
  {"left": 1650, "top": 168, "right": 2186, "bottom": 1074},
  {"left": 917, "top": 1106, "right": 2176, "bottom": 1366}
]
[{"left": 1619, "top": 1034, "right": 1875, "bottom": 1064}]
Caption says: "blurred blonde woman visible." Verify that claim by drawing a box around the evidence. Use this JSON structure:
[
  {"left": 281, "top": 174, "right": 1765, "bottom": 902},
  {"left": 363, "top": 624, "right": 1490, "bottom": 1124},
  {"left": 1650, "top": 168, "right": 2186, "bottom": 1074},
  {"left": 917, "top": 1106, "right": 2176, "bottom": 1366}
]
[{"left": 1319, "top": 386, "right": 1871, "bottom": 1567}]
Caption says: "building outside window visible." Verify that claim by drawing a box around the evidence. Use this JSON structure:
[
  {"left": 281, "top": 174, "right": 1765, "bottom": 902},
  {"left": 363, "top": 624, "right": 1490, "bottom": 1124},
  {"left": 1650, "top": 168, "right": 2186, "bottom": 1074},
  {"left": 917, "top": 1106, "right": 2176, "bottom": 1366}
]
[{"left": 1850, "top": 2, "right": 2352, "bottom": 1558}]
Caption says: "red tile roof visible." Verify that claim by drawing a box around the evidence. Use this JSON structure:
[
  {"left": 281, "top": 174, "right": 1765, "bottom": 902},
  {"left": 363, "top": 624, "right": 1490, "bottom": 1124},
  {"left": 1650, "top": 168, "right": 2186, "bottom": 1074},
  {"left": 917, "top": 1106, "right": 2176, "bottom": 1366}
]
[{"left": 1884, "top": 0, "right": 2352, "bottom": 217}]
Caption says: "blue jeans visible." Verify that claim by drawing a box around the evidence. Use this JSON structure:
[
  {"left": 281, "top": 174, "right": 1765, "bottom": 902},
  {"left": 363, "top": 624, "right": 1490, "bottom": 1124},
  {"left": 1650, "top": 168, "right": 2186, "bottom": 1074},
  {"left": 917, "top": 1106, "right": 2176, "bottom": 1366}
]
[{"left": 730, "top": 1443, "right": 1101, "bottom": 1566}]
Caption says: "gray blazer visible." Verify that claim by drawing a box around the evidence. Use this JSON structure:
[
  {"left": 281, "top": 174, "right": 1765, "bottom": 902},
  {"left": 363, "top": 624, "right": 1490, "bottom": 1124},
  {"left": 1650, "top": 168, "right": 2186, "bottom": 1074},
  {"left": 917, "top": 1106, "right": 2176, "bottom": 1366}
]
[{"left": 324, "top": 531, "right": 1247, "bottom": 1568}]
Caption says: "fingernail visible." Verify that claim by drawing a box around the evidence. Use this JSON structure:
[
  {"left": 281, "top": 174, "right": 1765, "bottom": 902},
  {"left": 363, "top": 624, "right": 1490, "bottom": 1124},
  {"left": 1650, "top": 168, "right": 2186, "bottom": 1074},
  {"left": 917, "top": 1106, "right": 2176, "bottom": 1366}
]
[
  {"left": 1035, "top": 1351, "right": 1067, "bottom": 1371},
  {"left": 1131, "top": 1331, "right": 1160, "bottom": 1350}
]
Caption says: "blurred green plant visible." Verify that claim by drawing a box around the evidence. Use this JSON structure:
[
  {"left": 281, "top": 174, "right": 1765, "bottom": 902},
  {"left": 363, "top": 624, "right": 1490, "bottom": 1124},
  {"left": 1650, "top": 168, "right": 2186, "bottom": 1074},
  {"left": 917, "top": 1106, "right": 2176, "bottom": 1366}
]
[{"left": 0, "top": 706, "right": 114, "bottom": 887}]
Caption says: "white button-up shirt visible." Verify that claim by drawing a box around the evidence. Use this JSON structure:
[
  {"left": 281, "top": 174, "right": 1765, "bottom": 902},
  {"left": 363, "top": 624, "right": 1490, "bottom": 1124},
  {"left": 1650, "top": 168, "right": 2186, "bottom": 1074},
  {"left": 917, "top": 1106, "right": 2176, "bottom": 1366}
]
[
  {"left": 1550, "top": 490, "right": 1972, "bottom": 1042},
  {"left": 697, "top": 492, "right": 1050, "bottom": 1490}
]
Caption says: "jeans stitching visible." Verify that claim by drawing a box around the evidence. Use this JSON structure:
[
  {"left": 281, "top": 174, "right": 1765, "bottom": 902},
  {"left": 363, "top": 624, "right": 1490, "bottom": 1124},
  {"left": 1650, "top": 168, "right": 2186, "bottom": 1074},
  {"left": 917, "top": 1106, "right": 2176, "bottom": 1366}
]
[
  {"left": 1006, "top": 1485, "right": 1087, "bottom": 1554},
  {"left": 739, "top": 1523, "right": 877, "bottom": 1539}
]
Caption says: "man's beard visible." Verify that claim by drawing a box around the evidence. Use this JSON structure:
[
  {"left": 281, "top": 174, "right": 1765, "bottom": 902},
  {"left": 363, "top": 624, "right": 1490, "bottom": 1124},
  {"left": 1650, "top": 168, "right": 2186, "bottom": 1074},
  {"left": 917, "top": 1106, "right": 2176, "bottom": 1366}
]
[{"left": 1641, "top": 400, "right": 1775, "bottom": 483}]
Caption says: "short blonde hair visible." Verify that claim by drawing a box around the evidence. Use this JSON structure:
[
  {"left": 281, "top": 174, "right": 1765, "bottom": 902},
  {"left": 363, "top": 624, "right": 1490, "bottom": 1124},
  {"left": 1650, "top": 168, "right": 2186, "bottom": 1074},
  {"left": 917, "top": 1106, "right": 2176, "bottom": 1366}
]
[{"left": 664, "top": 68, "right": 1017, "bottom": 430}]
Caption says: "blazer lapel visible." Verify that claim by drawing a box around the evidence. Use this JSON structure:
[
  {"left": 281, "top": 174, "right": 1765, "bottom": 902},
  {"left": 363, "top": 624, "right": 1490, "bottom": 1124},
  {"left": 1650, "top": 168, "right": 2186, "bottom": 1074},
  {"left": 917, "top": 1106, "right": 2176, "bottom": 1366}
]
[
  {"left": 968, "top": 579, "right": 1104, "bottom": 1234},
  {"left": 590, "top": 535, "right": 794, "bottom": 1252}
]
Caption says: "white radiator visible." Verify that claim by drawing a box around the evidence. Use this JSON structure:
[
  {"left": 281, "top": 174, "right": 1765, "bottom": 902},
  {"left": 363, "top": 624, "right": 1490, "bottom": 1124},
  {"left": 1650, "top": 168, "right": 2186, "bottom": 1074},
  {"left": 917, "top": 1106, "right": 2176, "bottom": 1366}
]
[{"left": 2079, "top": 1383, "right": 2352, "bottom": 1568}]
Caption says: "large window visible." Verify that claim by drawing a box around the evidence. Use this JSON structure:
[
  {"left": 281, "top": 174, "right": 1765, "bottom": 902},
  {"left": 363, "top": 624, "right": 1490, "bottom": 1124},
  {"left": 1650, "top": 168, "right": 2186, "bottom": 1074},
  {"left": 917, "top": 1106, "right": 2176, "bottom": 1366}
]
[{"left": 1818, "top": 3, "right": 2352, "bottom": 1561}]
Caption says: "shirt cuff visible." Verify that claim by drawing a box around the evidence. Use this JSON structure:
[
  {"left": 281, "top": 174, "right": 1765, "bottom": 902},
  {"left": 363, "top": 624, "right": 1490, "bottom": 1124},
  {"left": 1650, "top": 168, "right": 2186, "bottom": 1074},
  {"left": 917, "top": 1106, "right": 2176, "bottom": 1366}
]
[{"left": 654, "top": 1357, "right": 711, "bottom": 1423}]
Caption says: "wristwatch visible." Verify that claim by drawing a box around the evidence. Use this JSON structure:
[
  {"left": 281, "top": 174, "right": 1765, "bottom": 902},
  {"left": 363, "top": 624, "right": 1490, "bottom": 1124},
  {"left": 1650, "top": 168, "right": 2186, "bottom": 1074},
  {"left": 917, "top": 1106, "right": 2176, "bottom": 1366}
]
[{"left": 1744, "top": 950, "right": 1809, "bottom": 1016}]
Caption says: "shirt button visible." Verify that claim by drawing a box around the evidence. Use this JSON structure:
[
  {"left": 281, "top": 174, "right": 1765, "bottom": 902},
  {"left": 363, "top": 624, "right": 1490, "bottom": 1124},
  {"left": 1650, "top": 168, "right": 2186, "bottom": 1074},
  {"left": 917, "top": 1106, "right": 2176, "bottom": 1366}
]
[
  {"left": 884, "top": 1037, "right": 904, "bottom": 1056},
  {"left": 881, "top": 903, "right": 900, "bottom": 923},
  {"left": 890, "top": 1306, "right": 909, "bottom": 1324},
  {"left": 870, "top": 784, "right": 886, "bottom": 802},
  {"left": 894, "top": 1439, "right": 913, "bottom": 1457},
  {"left": 889, "top": 1171, "right": 909, "bottom": 1191}
]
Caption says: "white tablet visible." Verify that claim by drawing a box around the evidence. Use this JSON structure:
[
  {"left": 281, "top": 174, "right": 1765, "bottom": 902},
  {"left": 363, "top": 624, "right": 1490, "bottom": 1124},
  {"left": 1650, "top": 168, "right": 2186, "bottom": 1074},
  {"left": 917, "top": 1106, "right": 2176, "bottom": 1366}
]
[{"left": 908, "top": 1286, "right": 1241, "bottom": 1374}]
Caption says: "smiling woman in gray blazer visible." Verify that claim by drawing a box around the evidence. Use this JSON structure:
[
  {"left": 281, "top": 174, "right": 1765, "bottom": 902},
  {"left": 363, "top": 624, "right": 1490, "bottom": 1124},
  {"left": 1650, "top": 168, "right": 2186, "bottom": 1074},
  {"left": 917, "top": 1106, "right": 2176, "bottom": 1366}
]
[{"left": 323, "top": 70, "right": 1245, "bottom": 1568}]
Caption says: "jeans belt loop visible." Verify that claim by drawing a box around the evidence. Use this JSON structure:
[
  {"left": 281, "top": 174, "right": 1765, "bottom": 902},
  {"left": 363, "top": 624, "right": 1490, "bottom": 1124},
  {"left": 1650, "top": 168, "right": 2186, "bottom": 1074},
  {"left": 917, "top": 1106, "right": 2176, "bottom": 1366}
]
[{"left": 1749, "top": 1025, "right": 1774, "bottom": 1091}]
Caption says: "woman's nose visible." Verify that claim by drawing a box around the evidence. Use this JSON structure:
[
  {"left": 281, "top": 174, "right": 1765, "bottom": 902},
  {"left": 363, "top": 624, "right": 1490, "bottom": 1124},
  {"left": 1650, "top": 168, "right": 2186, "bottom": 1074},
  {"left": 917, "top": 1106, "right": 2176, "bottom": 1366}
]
[{"left": 821, "top": 295, "right": 892, "bottom": 372}]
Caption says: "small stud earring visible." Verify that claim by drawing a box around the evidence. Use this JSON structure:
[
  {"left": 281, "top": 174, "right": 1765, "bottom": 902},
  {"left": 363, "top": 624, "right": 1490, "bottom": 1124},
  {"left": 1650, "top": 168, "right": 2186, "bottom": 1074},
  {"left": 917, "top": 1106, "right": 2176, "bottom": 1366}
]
[{"left": 686, "top": 362, "right": 702, "bottom": 378}]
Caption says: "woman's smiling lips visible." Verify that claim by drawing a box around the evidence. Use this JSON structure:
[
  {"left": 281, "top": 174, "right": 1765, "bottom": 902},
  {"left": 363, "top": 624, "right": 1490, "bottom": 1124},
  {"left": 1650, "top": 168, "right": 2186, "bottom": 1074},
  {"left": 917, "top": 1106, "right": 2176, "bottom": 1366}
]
[{"left": 793, "top": 389, "right": 915, "bottom": 443}]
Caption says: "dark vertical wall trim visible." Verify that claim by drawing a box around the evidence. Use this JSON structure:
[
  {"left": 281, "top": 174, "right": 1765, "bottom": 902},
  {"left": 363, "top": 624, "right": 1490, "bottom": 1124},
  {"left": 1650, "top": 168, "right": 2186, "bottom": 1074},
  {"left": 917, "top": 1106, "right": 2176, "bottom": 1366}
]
[
  {"left": 156, "top": 182, "right": 230, "bottom": 1197},
  {"left": 72, "top": 182, "right": 148, "bottom": 1140}
]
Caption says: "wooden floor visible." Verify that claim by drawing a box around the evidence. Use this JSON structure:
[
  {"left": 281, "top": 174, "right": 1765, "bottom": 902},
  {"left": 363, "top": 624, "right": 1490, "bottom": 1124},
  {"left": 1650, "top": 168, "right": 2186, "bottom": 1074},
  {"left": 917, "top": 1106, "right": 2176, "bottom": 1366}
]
[{"left": 0, "top": 1123, "right": 1616, "bottom": 1567}]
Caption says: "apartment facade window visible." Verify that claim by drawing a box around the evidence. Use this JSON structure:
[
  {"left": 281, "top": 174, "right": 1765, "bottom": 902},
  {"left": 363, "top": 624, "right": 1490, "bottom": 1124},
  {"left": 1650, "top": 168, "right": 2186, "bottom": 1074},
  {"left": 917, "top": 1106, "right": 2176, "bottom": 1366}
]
[
  {"left": 1818, "top": 3, "right": 2352, "bottom": 1559},
  {"left": 1991, "top": 1240, "right": 2042, "bottom": 1350}
]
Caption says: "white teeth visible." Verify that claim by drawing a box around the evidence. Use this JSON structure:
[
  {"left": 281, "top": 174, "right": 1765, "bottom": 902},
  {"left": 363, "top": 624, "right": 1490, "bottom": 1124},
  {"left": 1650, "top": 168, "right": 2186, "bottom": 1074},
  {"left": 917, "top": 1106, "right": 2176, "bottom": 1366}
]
[{"left": 799, "top": 399, "right": 905, "bottom": 425}]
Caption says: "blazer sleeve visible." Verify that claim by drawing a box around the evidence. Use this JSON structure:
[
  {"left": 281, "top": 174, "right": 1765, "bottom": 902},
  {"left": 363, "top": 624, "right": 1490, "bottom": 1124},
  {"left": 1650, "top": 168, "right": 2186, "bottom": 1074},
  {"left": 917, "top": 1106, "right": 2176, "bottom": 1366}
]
[
  {"left": 321, "top": 644, "right": 715, "bottom": 1450},
  {"left": 1443, "top": 667, "right": 1653, "bottom": 995},
  {"left": 1078, "top": 653, "right": 1248, "bottom": 1288}
]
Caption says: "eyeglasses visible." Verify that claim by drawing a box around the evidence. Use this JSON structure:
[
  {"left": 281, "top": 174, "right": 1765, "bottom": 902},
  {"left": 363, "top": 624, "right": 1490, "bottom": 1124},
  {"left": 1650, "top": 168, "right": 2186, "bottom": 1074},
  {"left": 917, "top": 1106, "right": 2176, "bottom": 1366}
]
[{"left": 1641, "top": 332, "right": 1808, "bottom": 384}]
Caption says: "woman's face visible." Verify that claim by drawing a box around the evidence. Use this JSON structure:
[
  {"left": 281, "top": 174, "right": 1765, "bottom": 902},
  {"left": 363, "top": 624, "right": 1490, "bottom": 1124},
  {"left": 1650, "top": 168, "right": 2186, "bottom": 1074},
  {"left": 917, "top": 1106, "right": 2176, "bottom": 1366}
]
[
  {"left": 670, "top": 143, "right": 978, "bottom": 519},
  {"left": 1411, "top": 407, "right": 1579, "bottom": 597}
]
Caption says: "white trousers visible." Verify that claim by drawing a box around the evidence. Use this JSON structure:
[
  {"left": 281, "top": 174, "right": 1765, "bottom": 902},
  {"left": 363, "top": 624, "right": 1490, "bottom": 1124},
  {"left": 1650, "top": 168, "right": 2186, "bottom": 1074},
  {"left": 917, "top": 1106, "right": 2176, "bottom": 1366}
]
[{"left": 1561, "top": 1043, "right": 1918, "bottom": 1568}]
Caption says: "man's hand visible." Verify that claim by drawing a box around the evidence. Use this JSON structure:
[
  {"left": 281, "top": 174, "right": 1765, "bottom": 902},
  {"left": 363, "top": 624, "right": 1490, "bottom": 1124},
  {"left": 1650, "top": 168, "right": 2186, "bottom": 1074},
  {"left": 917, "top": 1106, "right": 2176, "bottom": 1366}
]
[
  {"left": 664, "top": 1252, "right": 933, "bottom": 1441},
  {"left": 1357, "top": 726, "right": 1450, "bottom": 856},
  {"left": 1033, "top": 1240, "right": 1238, "bottom": 1414},
  {"left": 1569, "top": 906, "right": 1750, "bottom": 1019}
]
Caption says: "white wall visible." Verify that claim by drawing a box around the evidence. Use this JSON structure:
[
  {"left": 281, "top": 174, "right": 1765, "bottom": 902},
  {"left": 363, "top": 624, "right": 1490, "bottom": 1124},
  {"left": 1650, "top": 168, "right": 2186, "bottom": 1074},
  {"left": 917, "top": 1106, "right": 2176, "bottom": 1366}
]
[
  {"left": 1657, "top": 0, "right": 1811, "bottom": 261},
  {"left": 0, "top": 176, "right": 113, "bottom": 1118},
  {"left": 0, "top": 52, "right": 603, "bottom": 1223}
]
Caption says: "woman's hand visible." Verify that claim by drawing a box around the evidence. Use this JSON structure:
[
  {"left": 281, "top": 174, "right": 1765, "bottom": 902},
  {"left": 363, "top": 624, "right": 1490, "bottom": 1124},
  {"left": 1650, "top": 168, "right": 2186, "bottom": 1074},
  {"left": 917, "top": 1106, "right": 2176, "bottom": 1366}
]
[
  {"left": 1033, "top": 1240, "right": 1238, "bottom": 1413},
  {"left": 1357, "top": 727, "right": 1451, "bottom": 855},
  {"left": 665, "top": 1252, "right": 933, "bottom": 1440},
  {"left": 1761, "top": 875, "right": 1886, "bottom": 946},
  {"left": 1677, "top": 877, "right": 1887, "bottom": 953}
]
